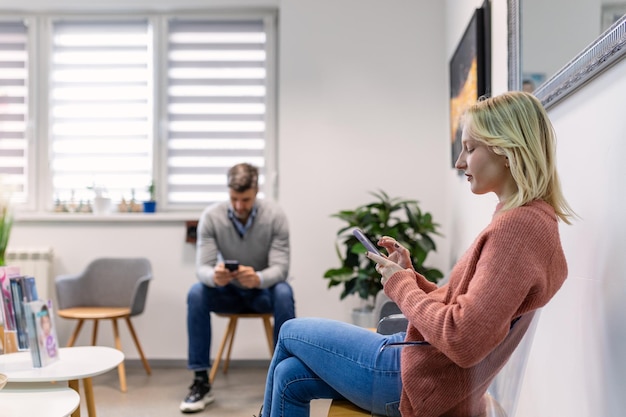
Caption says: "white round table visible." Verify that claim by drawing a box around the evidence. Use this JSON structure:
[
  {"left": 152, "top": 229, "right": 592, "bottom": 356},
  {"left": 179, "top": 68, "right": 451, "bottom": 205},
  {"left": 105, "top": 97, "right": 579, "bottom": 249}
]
[
  {"left": 0, "top": 346, "right": 124, "bottom": 417},
  {"left": 0, "top": 382, "right": 80, "bottom": 417}
]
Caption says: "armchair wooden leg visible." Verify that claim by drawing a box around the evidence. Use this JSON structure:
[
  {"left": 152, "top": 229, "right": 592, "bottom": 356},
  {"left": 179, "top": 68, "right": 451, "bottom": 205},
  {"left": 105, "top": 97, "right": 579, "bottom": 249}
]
[
  {"left": 111, "top": 318, "right": 127, "bottom": 393},
  {"left": 125, "top": 317, "right": 151, "bottom": 375},
  {"left": 67, "top": 320, "right": 85, "bottom": 347}
]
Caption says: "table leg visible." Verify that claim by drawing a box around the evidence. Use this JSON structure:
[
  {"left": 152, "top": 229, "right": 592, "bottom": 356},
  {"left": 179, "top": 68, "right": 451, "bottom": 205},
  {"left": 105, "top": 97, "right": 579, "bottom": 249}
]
[
  {"left": 68, "top": 379, "right": 81, "bottom": 417},
  {"left": 83, "top": 377, "right": 97, "bottom": 417}
]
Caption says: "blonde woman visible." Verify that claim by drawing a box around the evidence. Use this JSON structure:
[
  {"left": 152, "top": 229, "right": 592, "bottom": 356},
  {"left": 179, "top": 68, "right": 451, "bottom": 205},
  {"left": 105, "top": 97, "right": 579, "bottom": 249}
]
[{"left": 258, "top": 92, "right": 573, "bottom": 417}]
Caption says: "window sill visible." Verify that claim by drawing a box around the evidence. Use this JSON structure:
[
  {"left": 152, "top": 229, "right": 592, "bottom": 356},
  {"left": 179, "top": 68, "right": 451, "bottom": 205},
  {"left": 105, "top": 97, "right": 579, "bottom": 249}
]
[{"left": 14, "top": 211, "right": 202, "bottom": 223}]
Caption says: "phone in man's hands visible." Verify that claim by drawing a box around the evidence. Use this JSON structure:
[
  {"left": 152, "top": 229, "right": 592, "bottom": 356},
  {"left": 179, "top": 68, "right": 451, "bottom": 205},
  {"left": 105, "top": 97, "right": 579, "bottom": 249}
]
[
  {"left": 352, "top": 229, "right": 381, "bottom": 256},
  {"left": 224, "top": 260, "right": 239, "bottom": 272}
]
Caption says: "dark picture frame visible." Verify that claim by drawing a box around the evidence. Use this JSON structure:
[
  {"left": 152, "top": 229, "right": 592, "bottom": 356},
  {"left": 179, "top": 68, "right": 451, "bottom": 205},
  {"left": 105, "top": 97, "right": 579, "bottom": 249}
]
[{"left": 449, "top": 1, "right": 491, "bottom": 168}]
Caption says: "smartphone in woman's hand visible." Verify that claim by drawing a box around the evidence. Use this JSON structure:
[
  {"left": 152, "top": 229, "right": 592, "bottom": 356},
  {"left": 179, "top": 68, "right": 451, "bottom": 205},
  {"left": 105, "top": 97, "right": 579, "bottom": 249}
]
[{"left": 352, "top": 229, "right": 381, "bottom": 256}]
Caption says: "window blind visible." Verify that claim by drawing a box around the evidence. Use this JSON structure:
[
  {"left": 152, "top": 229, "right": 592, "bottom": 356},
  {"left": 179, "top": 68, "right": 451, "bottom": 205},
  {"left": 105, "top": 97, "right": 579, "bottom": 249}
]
[
  {"left": 166, "top": 19, "right": 268, "bottom": 207},
  {"left": 49, "top": 19, "right": 152, "bottom": 204},
  {"left": 0, "top": 21, "right": 28, "bottom": 204}
]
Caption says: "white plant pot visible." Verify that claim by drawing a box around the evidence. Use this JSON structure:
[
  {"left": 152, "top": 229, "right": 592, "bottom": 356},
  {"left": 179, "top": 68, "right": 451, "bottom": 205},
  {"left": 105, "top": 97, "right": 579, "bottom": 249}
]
[
  {"left": 93, "top": 197, "right": 112, "bottom": 215},
  {"left": 352, "top": 307, "right": 376, "bottom": 328}
]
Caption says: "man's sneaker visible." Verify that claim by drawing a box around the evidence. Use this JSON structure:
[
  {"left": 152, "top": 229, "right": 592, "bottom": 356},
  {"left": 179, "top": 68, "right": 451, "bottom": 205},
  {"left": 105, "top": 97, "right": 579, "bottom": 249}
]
[{"left": 179, "top": 379, "right": 215, "bottom": 413}]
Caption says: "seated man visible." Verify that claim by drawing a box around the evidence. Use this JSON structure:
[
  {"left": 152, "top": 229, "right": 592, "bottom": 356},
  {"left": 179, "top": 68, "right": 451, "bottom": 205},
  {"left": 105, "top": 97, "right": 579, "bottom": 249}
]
[{"left": 180, "top": 162, "right": 295, "bottom": 413}]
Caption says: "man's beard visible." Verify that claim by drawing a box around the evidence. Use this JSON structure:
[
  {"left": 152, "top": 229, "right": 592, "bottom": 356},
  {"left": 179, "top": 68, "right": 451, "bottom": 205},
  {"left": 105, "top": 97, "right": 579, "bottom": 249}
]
[{"left": 234, "top": 210, "right": 250, "bottom": 220}]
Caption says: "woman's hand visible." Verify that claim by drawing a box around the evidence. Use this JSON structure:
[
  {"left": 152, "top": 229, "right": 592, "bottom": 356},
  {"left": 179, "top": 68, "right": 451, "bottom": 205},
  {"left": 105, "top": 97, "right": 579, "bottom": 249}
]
[
  {"left": 377, "top": 236, "right": 413, "bottom": 269},
  {"left": 367, "top": 252, "right": 405, "bottom": 285}
]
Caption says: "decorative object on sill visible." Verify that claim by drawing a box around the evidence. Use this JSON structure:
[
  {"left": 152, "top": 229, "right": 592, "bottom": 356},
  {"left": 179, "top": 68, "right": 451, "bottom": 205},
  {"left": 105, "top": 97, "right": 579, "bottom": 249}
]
[
  {"left": 117, "top": 192, "right": 142, "bottom": 213},
  {"left": 118, "top": 198, "right": 128, "bottom": 213},
  {"left": 128, "top": 189, "right": 143, "bottom": 213},
  {"left": 53, "top": 196, "right": 65, "bottom": 212},
  {"left": 323, "top": 191, "right": 443, "bottom": 326},
  {"left": 89, "top": 185, "right": 112, "bottom": 215},
  {"left": 77, "top": 200, "right": 92, "bottom": 213},
  {"left": 143, "top": 180, "right": 157, "bottom": 213},
  {"left": 93, "top": 196, "right": 111, "bottom": 214},
  {"left": 67, "top": 190, "right": 78, "bottom": 213},
  {"left": 142, "top": 201, "right": 156, "bottom": 213}
]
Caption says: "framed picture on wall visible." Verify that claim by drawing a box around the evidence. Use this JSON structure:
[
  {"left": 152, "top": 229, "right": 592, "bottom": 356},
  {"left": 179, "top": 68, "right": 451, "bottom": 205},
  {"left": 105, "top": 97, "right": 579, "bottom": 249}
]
[{"left": 449, "top": 0, "right": 491, "bottom": 169}]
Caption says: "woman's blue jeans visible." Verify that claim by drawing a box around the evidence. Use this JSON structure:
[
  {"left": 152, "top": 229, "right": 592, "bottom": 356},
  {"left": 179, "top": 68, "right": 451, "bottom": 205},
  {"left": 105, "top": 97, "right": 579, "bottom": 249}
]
[
  {"left": 186, "top": 281, "right": 295, "bottom": 371},
  {"left": 262, "top": 317, "right": 405, "bottom": 417}
]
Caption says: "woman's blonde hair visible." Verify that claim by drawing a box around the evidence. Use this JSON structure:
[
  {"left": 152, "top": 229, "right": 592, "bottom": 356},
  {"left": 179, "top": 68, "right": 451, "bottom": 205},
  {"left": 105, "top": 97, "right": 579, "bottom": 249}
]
[{"left": 463, "top": 91, "right": 574, "bottom": 224}]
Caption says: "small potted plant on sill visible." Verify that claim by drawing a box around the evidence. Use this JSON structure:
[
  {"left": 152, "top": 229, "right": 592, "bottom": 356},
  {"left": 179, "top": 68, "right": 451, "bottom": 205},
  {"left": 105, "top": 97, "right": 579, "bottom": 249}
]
[
  {"left": 88, "top": 185, "right": 112, "bottom": 215},
  {"left": 143, "top": 181, "right": 157, "bottom": 213},
  {"left": 323, "top": 190, "right": 444, "bottom": 327}
]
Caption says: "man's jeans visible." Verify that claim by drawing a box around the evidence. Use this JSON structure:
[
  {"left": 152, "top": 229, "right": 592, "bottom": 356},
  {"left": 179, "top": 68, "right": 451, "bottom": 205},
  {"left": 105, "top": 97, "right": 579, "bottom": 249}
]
[{"left": 186, "top": 281, "right": 295, "bottom": 371}]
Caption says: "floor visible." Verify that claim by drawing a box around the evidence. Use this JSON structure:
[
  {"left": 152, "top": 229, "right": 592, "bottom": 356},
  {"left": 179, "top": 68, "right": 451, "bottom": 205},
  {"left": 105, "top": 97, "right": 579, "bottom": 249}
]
[{"left": 79, "top": 362, "right": 332, "bottom": 417}]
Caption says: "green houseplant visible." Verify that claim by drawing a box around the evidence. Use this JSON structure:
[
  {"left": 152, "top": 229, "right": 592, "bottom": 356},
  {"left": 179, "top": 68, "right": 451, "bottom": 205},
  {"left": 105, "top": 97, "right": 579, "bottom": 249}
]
[
  {"left": 323, "top": 190, "right": 443, "bottom": 307},
  {"left": 0, "top": 203, "right": 12, "bottom": 266},
  {"left": 0, "top": 183, "right": 13, "bottom": 266}
]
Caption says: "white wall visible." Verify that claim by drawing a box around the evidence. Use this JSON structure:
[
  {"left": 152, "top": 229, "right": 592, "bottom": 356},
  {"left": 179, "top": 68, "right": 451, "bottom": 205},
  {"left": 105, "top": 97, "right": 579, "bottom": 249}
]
[
  {"left": 278, "top": 0, "right": 449, "bottom": 317},
  {"left": 8, "top": 0, "right": 450, "bottom": 362},
  {"left": 515, "top": 56, "right": 626, "bottom": 417}
]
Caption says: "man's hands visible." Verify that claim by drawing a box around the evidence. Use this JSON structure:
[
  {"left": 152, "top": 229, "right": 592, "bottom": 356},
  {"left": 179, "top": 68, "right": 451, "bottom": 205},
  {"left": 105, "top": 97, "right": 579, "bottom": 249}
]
[{"left": 214, "top": 263, "right": 261, "bottom": 288}]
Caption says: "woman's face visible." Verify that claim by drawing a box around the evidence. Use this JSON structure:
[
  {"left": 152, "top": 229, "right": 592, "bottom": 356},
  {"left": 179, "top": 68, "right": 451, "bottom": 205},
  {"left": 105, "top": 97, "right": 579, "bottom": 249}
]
[{"left": 455, "top": 126, "right": 516, "bottom": 202}]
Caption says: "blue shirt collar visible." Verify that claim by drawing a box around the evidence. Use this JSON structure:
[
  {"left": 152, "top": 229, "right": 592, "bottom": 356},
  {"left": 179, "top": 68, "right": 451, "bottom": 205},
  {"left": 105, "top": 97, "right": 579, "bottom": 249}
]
[{"left": 227, "top": 205, "right": 258, "bottom": 237}]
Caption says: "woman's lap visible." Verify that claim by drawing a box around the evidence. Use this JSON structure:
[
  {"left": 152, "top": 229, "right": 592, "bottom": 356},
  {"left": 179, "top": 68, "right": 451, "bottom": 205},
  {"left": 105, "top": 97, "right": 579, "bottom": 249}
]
[{"left": 263, "top": 317, "right": 404, "bottom": 417}]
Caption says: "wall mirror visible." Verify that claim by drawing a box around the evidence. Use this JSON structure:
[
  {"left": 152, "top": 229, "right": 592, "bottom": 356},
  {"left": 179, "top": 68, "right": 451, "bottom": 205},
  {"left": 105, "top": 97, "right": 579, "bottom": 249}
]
[{"left": 508, "top": 0, "right": 626, "bottom": 109}]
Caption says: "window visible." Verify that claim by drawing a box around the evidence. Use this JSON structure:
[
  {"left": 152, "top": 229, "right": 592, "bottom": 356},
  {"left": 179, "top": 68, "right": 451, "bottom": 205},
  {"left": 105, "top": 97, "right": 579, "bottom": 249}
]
[
  {"left": 49, "top": 19, "right": 153, "bottom": 205},
  {"left": 0, "top": 12, "right": 276, "bottom": 212},
  {"left": 166, "top": 19, "right": 270, "bottom": 206},
  {"left": 0, "top": 20, "right": 29, "bottom": 205}
]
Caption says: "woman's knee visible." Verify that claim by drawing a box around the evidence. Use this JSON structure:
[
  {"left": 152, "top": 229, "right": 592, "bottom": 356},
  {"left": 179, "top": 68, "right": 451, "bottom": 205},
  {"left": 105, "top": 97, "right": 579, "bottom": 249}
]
[
  {"left": 274, "top": 357, "right": 313, "bottom": 399},
  {"left": 279, "top": 317, "right": 307, "bottom": 337},
  {"left": 273, "top": 356, "right": 341, "bottom": 404}
]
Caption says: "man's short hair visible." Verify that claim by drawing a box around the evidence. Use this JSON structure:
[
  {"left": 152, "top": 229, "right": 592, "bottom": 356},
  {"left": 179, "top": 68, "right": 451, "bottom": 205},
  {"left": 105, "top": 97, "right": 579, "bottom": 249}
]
[{"left": 227, "top": 163, "right": 259, "bottom": 192}]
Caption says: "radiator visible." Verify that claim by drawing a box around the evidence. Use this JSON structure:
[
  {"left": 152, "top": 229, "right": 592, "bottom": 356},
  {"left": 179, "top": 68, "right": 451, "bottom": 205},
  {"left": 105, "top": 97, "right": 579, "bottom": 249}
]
[{"left": 5, "top": 247, "right": 54, "bottom": 300}]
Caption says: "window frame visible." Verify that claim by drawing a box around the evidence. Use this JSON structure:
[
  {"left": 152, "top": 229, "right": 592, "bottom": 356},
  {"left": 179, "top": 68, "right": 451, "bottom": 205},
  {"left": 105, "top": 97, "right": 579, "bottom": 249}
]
[{"left": 3, "top": 9, "right": 278, "bottom": 215}]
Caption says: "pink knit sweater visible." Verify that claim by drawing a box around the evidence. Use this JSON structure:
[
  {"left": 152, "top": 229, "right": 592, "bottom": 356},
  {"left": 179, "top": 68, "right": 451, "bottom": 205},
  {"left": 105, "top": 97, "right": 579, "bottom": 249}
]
[{"left": 384, "top": 200, "right": 568, "bottom": 417}]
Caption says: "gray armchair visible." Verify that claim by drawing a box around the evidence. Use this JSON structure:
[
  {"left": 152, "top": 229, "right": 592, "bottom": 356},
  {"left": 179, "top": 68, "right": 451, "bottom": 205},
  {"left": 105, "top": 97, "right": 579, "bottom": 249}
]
[{"left": 55, "top": 258, "right": 153, "bottom": 392}]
